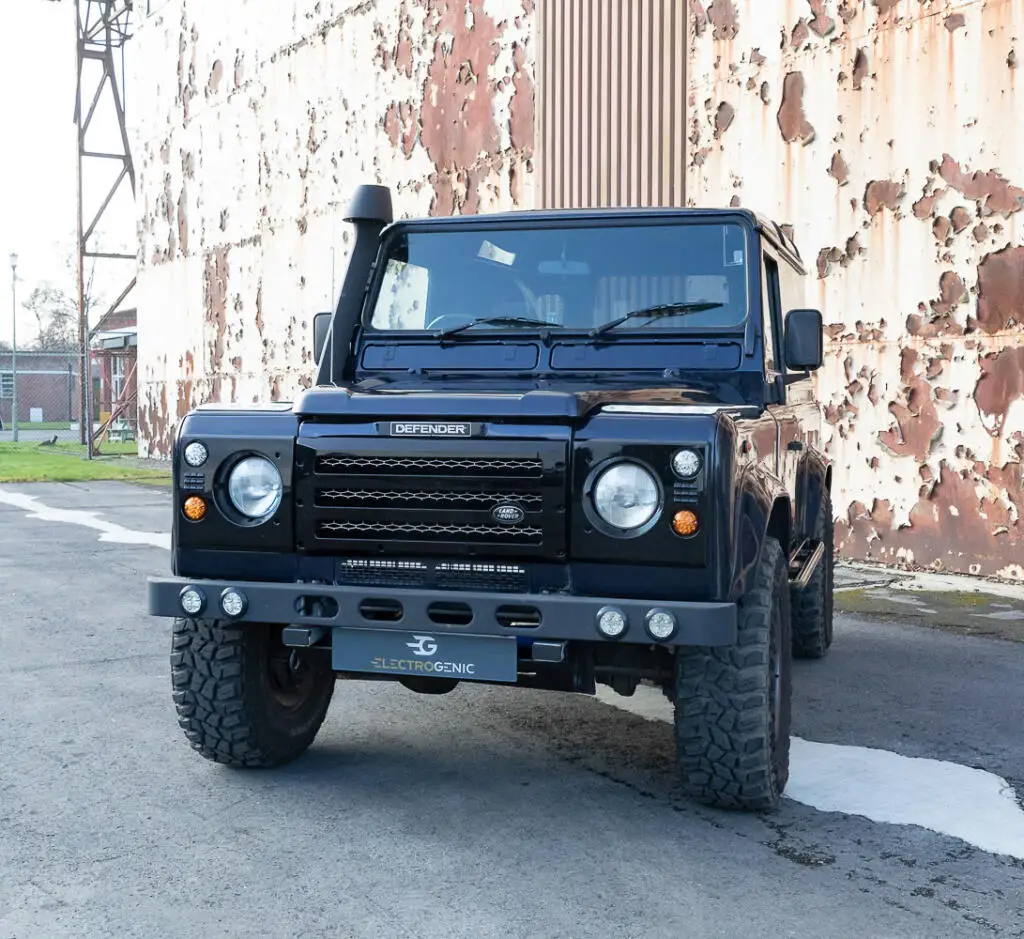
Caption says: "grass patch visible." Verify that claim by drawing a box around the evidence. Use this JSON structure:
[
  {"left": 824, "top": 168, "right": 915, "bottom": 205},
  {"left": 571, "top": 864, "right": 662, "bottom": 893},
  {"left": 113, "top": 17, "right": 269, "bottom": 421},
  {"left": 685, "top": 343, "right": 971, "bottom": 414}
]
[
  {"left": 5, "top": 420, "right": 73, "bottom": 430},
  {"left": 0, "top": 441, "right": 170, "bottom": 485}
]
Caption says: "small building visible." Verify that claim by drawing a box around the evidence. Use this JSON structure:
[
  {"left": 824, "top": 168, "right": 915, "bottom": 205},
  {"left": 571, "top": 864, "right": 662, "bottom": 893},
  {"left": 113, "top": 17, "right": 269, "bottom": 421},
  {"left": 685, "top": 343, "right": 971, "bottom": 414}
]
[{"left": 92, "top": 306, "right": 138, "bottom": 434}]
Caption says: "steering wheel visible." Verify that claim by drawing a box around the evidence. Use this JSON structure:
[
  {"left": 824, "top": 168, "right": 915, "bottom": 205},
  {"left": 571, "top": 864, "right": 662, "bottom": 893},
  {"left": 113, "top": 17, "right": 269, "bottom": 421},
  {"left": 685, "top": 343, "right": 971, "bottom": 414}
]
[{"left": 425, "top": 313, "right": 475, "bottom": 331}]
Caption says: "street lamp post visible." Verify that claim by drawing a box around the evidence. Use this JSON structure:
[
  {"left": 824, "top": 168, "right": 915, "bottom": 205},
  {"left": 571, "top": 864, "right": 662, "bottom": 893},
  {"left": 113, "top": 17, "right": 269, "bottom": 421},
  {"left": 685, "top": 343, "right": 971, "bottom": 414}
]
[{"left": 8, "top": 252, "right": 17, "bottom": 443}]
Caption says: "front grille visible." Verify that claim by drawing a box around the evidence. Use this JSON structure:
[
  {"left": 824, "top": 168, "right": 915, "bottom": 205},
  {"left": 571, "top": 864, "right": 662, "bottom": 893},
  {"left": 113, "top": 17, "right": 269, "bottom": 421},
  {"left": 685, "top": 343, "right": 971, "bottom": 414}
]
[
  {"left": 318, "top": 520, "right": 543, "bottom": 542},
  {"left": 296, "top": 435, "right": 568, "bottom": 559},
  {"left": 316, "top": 488, "right": 544, "bottom": 511},
  {"left": 317, "top": 455, "right": 543, "bottom": 477}
]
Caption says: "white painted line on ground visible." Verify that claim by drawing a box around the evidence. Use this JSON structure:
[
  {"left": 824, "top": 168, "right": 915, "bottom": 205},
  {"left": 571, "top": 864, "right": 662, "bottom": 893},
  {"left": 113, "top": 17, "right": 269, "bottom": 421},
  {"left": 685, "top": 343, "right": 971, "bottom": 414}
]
[
  {"left": 596, "top": 685, "right": 1024, "bottom": 861},
  {"left": 0, "top": 490, "right": 170, "bottom": 550}
]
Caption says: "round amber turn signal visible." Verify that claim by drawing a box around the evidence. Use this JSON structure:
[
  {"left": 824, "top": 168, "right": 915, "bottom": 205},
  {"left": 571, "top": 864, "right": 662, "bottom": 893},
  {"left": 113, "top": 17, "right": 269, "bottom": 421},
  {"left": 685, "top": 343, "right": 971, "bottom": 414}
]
[
  {"left": 672, "top": 510, "right": 699, "bottom": 537},
  {"left": 183, "top": 496, "right": 207, "bottom": 521}
]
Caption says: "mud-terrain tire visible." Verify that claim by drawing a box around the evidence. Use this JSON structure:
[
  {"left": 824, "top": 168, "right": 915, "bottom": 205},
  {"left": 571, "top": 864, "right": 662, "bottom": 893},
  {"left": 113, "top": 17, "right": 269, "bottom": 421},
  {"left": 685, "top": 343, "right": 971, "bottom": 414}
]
[
  {"left": 171, "top": 618, "right": 335, "bottom": 767},
  {"left": 791, "top": 486, "right": 834, "bottom": 660},
  {"left": 673, "top": 536, "right": 793, "bottom": 812}
]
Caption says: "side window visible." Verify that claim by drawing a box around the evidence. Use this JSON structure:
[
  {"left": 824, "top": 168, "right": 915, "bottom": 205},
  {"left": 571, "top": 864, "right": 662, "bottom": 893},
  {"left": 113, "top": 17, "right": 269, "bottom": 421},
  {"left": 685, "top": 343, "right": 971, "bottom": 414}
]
[{"left": 761, "top": 254, "right": 783, "bottom": 375}]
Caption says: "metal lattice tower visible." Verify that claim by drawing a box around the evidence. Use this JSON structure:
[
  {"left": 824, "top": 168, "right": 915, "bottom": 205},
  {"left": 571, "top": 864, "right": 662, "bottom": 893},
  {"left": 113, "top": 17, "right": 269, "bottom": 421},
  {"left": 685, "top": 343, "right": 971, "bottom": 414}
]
[{"left": 50, "top": 0, "right": 136, "bottom": 453}]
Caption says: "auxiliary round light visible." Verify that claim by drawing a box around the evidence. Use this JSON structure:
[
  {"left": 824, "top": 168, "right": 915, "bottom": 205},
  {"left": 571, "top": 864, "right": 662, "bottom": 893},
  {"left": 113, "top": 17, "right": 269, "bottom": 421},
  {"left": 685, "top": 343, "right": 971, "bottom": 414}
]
[
  {"left": 596, "top": 606, "right": 628, "bottom": 639},
  {"left": 592, "top": 462, "right": 660, "bottom": 531},
  {"left": 227, "top": 455, "right": 283, "bottom": 522},
  {"left": 220, "top": 588, "right": 248, "bottom": 618},
  {"left": 672, "top": 510, "right": 699, "bottom": 537},
  {"left": 183, "top": 496, "right": 207, "bottom": 521},
  {"left": 183, "top": 441, "right": 208, "bottom": 467},
  {"left": 671, "top": 448, "right": 702, "bottom": 479},
  {"left": 180, "top": 586, "right": 205, "bottom": 616},
  {"left": 645, "top": 608, "right": 678, "bottom": 641}
]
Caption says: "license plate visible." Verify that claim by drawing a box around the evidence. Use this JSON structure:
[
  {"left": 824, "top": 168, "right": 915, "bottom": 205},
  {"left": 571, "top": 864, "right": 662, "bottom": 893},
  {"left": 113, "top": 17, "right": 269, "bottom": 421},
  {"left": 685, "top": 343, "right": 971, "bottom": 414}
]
[{"left": 332, "top": 629, "right": 519, "bottom": 684}]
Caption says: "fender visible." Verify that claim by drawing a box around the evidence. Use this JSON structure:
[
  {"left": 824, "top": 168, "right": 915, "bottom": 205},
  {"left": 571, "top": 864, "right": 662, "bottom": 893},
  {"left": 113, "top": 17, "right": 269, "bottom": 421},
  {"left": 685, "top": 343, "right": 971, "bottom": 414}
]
[
  {"left": 727, "top": 461, "right": 791, "bottom": 603},
  {"left": 794, "top": 447, "right": 832, "bottom": 541}
]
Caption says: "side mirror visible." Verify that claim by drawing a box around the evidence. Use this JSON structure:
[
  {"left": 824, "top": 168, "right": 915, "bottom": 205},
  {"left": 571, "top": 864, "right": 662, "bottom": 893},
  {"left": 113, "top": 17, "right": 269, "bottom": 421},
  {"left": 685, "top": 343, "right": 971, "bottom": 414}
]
[
  {"left": 784, "top": 308, "right": 823, "bottom": 371},
  {"left": 313, "top": 312, "right": 332, "bottom": 365}
]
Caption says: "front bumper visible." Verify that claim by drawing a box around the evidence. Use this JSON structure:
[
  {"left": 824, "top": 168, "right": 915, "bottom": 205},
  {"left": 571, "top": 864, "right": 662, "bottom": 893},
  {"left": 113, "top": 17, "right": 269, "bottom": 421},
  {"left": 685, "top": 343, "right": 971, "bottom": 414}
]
[{"left": 147, "top": 577, "right": 737, "bottom": 647}]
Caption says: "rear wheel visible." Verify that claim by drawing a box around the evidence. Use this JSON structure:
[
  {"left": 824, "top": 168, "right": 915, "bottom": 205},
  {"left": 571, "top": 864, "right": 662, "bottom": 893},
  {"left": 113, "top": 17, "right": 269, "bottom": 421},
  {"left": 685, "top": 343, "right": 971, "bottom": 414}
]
[
  {"left": 171, "top": 618, "right": 335, "bottom": 767},
  {"left": 672, "top": 536, "right": 792, "bottom": 812},
  {"left": 792, "top": 486, "right": 834, "bottom": 659}
]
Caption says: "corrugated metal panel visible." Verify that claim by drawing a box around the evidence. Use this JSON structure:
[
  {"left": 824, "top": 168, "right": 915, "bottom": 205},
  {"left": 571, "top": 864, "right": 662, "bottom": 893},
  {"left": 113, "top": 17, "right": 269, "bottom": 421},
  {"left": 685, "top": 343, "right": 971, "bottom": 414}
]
[{"left": 537, "top": 0, "right": 686, "bottom": 208}]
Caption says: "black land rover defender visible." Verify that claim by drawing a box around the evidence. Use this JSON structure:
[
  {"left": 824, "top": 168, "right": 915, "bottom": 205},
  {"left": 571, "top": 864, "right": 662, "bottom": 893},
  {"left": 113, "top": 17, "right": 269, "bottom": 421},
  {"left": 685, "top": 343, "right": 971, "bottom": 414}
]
[{"left": 148, "top": 185, "right": 834, "bottom": 813}]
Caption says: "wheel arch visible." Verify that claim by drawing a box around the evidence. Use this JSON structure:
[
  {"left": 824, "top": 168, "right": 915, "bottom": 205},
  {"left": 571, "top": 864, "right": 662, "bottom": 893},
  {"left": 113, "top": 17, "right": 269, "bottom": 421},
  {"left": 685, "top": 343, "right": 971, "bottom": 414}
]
[
  {"left": 728, "top": 465, "right": 792, "bottom": 602},
  {"left": 795, "top": 448, "right": 832, "bottom": 541}
]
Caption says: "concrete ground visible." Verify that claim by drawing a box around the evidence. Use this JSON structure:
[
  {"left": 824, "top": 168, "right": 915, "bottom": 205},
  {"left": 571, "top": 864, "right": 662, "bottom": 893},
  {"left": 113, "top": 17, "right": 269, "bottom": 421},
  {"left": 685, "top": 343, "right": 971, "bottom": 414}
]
[
  {"left": 833, "top": 563, "right": 1024, "bottom": 642},
  {"left": 1, "top": 481, "right": 1022, "bottom": 938}
]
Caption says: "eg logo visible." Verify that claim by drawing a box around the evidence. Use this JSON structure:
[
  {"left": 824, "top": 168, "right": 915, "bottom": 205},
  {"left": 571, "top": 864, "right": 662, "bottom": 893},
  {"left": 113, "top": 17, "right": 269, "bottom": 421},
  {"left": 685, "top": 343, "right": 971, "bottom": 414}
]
[{"left": 406, "top": 635, "right": 438, "bottom": 657}]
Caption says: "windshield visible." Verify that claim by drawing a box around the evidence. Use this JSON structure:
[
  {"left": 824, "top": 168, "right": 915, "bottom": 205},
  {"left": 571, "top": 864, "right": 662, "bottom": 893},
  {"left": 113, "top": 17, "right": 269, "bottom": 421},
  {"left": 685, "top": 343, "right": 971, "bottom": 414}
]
[{"left": 366, "top": 221, "right": 750, "bottom": 334}]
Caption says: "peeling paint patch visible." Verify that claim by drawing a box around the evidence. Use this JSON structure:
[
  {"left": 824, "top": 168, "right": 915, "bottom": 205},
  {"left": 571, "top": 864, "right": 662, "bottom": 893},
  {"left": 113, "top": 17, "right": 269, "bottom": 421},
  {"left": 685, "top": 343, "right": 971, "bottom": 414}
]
[
  {"left": 930, "top": 271, "right": 968, "bottom": 318},
  {"left": 937, "top": 154, "right": 1024, "bottom": 218},
  {"left": 864, "top": 179, "right": 904, "bottom": 216},
  {"left": 975, "top": 348, "right": 1024, "bottom": 437},
  {"left": 706, "top": 0, "right": 739, "bottom": 41},
  {"left": 777, "top": 72, "right": 815, "bottom": 144},
  {"left": 975, "top": 245, "right": 1024, "bottom": 334},
  {"left": 807, "top": 0, "right": 834, "bottom": 38},
  {"left": 828, "top": 152, "right": 849, "bottom": 186},
  {"left": 714, "top": 101, "right": 735, "bottom": 138},
  {"left": 877, "top": 349, "right": 941, "bottom": 463},
  {"left": 851, "top": 48, "right": 869, "bottom": 90}
]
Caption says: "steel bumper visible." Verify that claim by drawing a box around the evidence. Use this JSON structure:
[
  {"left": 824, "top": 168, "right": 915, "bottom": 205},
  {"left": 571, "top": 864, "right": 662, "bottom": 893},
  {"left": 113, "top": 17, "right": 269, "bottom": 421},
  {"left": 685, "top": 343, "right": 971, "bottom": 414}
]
[{"left": 147, "top": 576, "right": 738, "bottom": 647}]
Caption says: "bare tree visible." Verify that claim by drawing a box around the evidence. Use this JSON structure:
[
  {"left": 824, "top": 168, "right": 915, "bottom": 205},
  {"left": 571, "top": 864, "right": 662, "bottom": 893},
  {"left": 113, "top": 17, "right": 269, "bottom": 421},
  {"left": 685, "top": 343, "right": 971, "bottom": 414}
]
[{"left": 22, "top": 284, "right": 79, "bottom": 352}]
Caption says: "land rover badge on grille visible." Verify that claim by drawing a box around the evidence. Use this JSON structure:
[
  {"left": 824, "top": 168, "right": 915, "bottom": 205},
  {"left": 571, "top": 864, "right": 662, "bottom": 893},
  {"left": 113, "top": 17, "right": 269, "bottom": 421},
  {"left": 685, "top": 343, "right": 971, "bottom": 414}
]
[{"left": 491, "top": 503, "right": 526, "bottom": 525}]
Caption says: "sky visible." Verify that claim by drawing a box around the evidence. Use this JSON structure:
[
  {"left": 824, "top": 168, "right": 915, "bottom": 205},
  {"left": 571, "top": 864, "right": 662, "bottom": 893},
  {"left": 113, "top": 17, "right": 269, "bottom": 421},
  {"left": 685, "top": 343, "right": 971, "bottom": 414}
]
[{"left": 0, "top": 1, "right": 137, "bottom": 346}]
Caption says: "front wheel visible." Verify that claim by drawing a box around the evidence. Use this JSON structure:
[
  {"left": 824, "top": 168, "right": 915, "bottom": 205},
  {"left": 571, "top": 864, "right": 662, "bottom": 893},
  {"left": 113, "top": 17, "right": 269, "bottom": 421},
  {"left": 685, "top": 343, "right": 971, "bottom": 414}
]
[
  {"left": 672, "top": 536, "right": 793, "bottom": 812},
  {"left": 171, "top": 618, "right": 335, "bottom": 767}
]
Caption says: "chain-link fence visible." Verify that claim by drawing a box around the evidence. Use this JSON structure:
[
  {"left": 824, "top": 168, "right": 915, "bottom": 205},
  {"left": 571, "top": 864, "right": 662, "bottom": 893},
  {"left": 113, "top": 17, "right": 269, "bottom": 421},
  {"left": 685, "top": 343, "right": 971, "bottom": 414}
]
[
  {"left": 0, "top": 349, "right": 82, "bottom": 442},
  {"left": 0, "top": 347, "right": 137, "bottom": 445}
]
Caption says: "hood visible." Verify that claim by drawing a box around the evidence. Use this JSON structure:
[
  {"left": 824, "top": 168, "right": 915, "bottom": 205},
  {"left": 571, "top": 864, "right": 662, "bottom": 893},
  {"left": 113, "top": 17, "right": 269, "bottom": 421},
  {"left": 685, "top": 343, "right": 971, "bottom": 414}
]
[{"left": 293, "top": 381, "right": 753, "bottom": 423}]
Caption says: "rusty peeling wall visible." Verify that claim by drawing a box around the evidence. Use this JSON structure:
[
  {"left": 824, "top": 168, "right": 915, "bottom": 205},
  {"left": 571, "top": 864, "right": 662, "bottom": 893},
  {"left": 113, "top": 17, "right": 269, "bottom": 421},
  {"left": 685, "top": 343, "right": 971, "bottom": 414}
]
[
  {"left": 134, "top": 0, "right": 1023, "bottom": 580},
  {"left": 688, "top": 0, "right": 1023, "bottom": 580},
  {"left": 130, "top": 0, "right": 536, "bottom": 457}
]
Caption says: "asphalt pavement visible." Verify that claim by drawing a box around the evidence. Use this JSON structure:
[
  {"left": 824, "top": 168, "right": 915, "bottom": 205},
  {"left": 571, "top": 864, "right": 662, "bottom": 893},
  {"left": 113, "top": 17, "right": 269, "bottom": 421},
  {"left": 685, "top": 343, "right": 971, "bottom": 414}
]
[{"left": 1, "top": 482, "right": 1023, "bottom": 938}]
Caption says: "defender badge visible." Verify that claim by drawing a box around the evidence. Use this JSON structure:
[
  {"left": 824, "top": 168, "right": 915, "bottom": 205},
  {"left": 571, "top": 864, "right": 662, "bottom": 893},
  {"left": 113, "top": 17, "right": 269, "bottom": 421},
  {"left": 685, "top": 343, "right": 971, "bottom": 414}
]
[{"left": 491, "top": 503, "right": 526, "bottom": 525}]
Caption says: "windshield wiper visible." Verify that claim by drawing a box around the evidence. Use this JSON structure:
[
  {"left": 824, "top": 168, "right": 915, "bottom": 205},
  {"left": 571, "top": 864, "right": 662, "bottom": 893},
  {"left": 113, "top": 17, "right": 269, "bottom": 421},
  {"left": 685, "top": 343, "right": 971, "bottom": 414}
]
[
  {"left": 590, "top": 301, "right": 725, "bottom": 337},
  {"left": 436, "top": 315, "right": 556, "bottom": 340}
]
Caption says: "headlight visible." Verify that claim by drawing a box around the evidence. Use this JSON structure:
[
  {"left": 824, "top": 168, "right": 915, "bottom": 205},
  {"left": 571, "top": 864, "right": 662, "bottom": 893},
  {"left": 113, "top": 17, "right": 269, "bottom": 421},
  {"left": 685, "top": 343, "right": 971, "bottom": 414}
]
[
  {"left": 592, "top": 462, "right": 661, "bottom": 531},
  {"left": 671, "top": 448, "right": 702, "bottom": 479},
  {"left": 227, "top": 455, "right": 283, "bottom": 521}
]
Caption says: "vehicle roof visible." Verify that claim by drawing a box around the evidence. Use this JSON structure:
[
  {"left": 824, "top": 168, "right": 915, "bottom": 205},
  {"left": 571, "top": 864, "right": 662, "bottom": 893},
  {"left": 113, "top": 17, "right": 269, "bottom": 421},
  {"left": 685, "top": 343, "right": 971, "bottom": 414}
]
[{"left": 387, "top": 206, "right": 805, "bottom": 274}]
